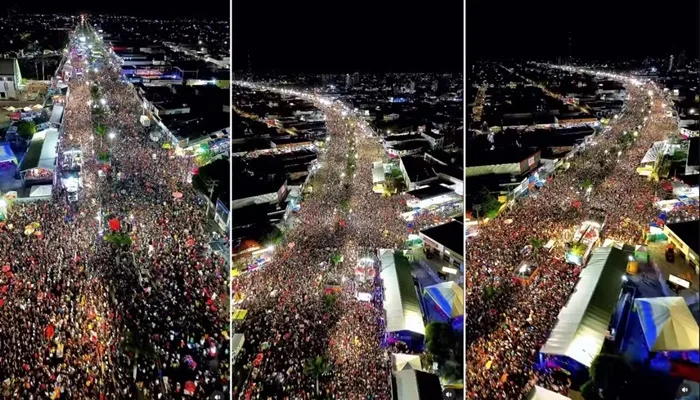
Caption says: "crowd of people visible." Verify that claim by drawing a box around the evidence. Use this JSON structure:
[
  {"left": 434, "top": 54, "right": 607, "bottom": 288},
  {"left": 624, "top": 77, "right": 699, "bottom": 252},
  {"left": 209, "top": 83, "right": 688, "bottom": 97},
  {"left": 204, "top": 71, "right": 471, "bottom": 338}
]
[
  {"left": 466, "top": 80, "right": 685, "bottom": 399},
  {"left": 232, "top": 92, "right": 442, "bottom": 399},
  {"left": 0, "top": 23, "right": 228, "bottom": 399}
]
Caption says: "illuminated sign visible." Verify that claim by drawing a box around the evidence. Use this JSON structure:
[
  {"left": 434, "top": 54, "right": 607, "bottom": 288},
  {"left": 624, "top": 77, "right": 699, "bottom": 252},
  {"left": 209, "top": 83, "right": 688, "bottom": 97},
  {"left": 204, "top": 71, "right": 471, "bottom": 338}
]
[
  {"left": 669, "top": 274, "right": 691, "bottom": 289},
  {"left": 442, "top": 267, "right": 458, "bottom": 275}
]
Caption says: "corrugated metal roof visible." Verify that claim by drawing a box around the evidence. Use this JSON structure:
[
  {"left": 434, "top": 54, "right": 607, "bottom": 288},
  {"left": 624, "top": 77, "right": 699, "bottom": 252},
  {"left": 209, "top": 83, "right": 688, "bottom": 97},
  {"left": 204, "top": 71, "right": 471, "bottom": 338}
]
[{"left": 540, "top": 246, "right": 628, "bottom": 367}]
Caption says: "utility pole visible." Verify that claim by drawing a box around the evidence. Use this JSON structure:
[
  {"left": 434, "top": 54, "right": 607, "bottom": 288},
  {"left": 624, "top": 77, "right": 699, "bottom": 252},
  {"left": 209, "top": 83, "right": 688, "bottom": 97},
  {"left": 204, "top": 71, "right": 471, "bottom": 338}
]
[{"left": 204, "top": 178, "right": 219, "bottom": 217}]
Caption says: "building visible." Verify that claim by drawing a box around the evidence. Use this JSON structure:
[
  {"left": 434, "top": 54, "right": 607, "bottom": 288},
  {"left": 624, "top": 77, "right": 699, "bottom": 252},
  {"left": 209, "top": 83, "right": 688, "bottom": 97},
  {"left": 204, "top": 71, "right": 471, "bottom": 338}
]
[
  {"left": 664, "top": 221, "right": 700, "bottom": 274},
  {"left": 419, "top": 219, "right": 463, "bottom": 269},
  {"left": 399, "top": 156, "right": 438, "bottom": 190},
  {"left": 466, "top": 148, "right": 541, "bottom": 178},
  {"left": 0, "top": 59, "right": 22, "bottom": 100},
  {"left": 158, "top": 112, "right": 229, "bottom": 150},
  {"left": 420, "top": 131, "right": 444, "bottom": 149}
]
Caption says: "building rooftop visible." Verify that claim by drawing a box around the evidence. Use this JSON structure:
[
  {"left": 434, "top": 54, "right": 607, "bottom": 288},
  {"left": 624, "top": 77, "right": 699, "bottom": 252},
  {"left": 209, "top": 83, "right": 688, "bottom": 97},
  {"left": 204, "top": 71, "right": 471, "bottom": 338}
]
[
  {"left": 406, "top": 184, "right": 454, "bottom": 200},
  {"left": 666, "top": 221, "right": 700, "bottom": 255},
  {"left": 401, "top": 156, "right": 437, "bottom": 183},
  {"left": 160, "top": 112, "right": 229, "bottom": 142},
  {"left": 466, "top": 146, "right": 538, "bottom": 167},
  {"left": 419, "top": 220, "right": 463, "bottom": 257}
]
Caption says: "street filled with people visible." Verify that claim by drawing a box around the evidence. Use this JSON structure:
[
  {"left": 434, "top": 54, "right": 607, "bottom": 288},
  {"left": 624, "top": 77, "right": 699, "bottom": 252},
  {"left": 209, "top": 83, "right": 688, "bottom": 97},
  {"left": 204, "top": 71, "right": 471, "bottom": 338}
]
[
  {"left": 466, "top": 77, "right": 686, "bottom": 399},
  {"left": 0, "top": 22, "right": 228, "bottom": 399},
  {"left": 231, "top": 88, "right": 449, "bottom": 399}
]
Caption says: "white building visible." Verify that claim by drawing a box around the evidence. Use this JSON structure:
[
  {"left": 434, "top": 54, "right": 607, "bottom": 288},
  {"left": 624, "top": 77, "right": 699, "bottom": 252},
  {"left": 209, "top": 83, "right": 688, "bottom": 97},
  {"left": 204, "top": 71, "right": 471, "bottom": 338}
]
[{"left": 0, "top": 59, "right": 22, "bottom": 100}]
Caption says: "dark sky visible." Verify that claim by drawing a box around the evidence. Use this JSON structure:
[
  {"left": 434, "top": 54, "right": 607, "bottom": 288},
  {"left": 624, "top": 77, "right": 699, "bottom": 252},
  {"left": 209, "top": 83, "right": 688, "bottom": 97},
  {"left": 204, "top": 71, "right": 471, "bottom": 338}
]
[
  {"left": 5, "top": 1, "right": 228, "bottom": 18},
  {"left": 232, "top": 0, "right": 463, "bottom": 73},
  {"left": 467, "top": 0, "right": 699, "bottom": 60}
]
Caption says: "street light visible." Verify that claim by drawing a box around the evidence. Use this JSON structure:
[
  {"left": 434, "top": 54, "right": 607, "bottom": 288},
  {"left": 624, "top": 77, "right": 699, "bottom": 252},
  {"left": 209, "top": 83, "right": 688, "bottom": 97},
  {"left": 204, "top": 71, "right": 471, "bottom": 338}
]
[
  {"left": 108, "top": 132, "right": 116, "bottom": 140},
  {"left": 100, "top": 98, "right": 106, "bottom": 106}
]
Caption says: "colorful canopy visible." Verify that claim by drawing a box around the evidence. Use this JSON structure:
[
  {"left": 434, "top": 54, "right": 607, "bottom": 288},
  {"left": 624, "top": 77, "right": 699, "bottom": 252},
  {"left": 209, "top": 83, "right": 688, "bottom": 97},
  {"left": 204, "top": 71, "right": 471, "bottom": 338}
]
[
  {"left": 423, "top": 281, "right": 464, "bottom": 318},
  {"left": 635, "top": 297, "right": 700, "bottom": 352}
]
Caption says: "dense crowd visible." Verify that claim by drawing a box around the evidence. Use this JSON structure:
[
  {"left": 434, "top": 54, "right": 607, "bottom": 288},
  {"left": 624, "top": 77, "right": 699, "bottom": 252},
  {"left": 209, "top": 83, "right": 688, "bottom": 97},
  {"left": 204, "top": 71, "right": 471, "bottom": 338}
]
[
  {"left": 0, "top": 24, "right": 228, "bottom": 399},
  {"left": 232, "top": 93, "right": 439, "bottom": 399},
  {"left": 466, "top": 80, "right": 683, "bottom": 399}
]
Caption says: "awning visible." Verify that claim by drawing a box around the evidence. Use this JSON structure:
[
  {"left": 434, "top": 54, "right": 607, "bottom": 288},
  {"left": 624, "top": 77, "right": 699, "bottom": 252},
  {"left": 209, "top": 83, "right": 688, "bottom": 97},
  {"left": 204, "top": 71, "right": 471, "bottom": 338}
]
[{"left": 635, "top": 297, "right": 700, "bottom": 352}]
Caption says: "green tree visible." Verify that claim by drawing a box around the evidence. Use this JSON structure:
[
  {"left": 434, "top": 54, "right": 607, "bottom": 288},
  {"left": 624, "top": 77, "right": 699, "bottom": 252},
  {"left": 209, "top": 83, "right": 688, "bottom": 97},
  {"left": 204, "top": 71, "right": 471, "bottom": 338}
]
[
  {"left": 262, "top": 227, "right": 284, "bottom": 246},
  {"left": 304, "top": 356, "right": 331, "bottom": 397},
  {"left": 588, "top": 354, "right": 631, "bottom": 399},
  {"left": 17, "top": 120, "right": 37, "bottom": 139},
  {"left": 425, "top": 322, "right": 453, "bottom": 363},
  {"left": 323, "top": 293, "right": 338, "bottom": 311},
  {"left": 580, "top": 178, "right": 593, "bottom": 191},
  {"left": 330, "top": 252, "right": 343, "bottom": 265},
  {"left": 104, "top": 232, "right": 132, "bottom": 248},
  {"left": 97, "top": 150, "right": 110, "bottom": 162},
  {"left": 579, "top": 380, "right": 599, "bottom": 400},
  {"left": 529, "top": 238, "right": 544, "bottom": 253}
]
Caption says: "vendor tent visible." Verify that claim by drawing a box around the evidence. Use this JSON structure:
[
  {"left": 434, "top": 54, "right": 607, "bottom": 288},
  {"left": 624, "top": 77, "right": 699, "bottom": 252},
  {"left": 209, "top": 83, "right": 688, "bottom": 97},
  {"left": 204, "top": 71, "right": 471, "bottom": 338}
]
[
  {"left": 29, "top": 185, "right": 53, "bottom": 198},
  {"left": 526, "top": 386, "right": 571, "bottom": 400},
  {"left": 423, "top": 281, "right": 464, "bottom": 318},
  {"left": 232, "top": 333, "right": 245, "bottom": 360},
  {"left": 373, "top": 164, "right": 386, "bottom": 183},
  {"left": 0, "top": 143, "right": 17, "bottom": 164},
  {"left": 634, "top": 297, "right": 700, "bottom": 352},
  {"left": 49, "top": 105, "right": 64, "bottom": 126},
  {"left": 392, "top": 353, "right": 422, "bottom": 371}
]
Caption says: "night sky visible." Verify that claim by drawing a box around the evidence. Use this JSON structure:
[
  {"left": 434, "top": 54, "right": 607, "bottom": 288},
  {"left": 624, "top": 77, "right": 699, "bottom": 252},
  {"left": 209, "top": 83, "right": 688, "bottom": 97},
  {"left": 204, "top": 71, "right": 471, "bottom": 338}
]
[
  {"left": 232, "top": 0, "right": 463, "bottom": 73},
  {"left": 3, "top": 2, "right": 228, "bottom": 18},
  {"left": 468, "top": 0, "right": 699, "bottom": 60}
]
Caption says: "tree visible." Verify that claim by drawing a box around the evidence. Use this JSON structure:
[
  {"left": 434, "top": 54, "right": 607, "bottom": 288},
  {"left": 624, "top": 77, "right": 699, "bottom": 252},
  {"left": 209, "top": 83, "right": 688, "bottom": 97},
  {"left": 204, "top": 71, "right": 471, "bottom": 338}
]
[
  {"left": 529, "top": 238, "right": 544, "bottom": 252},
  {"left": 104, "top": 232, "right": 132, "bottom": 248},
  {"left": 588, "top": 354, "right": 631, "bottom": 399},
  {"left": 579, "top": 380, "right": 599, "bottom": 400},
  {"left": 580, "top": 178, "right": 593, "bottom": 191},
  {"left": 425, "top": 322, "right": 453, "bottom": 363},
  {"left": 262, "top": 227, "right": 283, "bottom": 246},
  {"left": 18, "top": 120, "right": 37, "bottom": 139},
  {"left": 97, "top": 150, "right": 110, "bottom": 162},
  {"left": 330, "top": 252, "right": 343, "bottom": 265},
  {"left": 90, "top": 84, "right": 100, "bottom": 99},
  {"left": 304, "top": 356, "right": 331, "bottom": 397},
  {"left": 322, "top": 293, "right": 338, "bottom": 311}
]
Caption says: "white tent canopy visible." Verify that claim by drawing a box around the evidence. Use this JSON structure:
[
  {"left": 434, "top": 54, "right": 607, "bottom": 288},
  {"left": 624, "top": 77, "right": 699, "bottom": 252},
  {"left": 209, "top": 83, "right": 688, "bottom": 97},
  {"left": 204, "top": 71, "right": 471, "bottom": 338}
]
[
  {"left": 38, "top": 128, "right": 59, "bottom": 170},
  {"left": 232, "top": 333, "right": 245, "bottom": 360},
  {"left": 29, "top": 184, "right": 53, "bottom": 197},
  {"left": 379, "top": 249, "right": 425, "bottom": 335},
  {"left": 373, "top": 165, "right": 386, "bottom": 183},
  {"left": 634, "top": 297, "right": 700, "bottom": 352},
  {"left": 392, "top": 353, "right": 422, "bottom": 371},
  {"left": 423, "top": 281, "right": 464, "bottom": 318},
  {"left": 526, "top": 385, "right": 571, "bottom": 400},
  {"left": 49, "top": 105, "right": 64, "bottom": 126}
]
